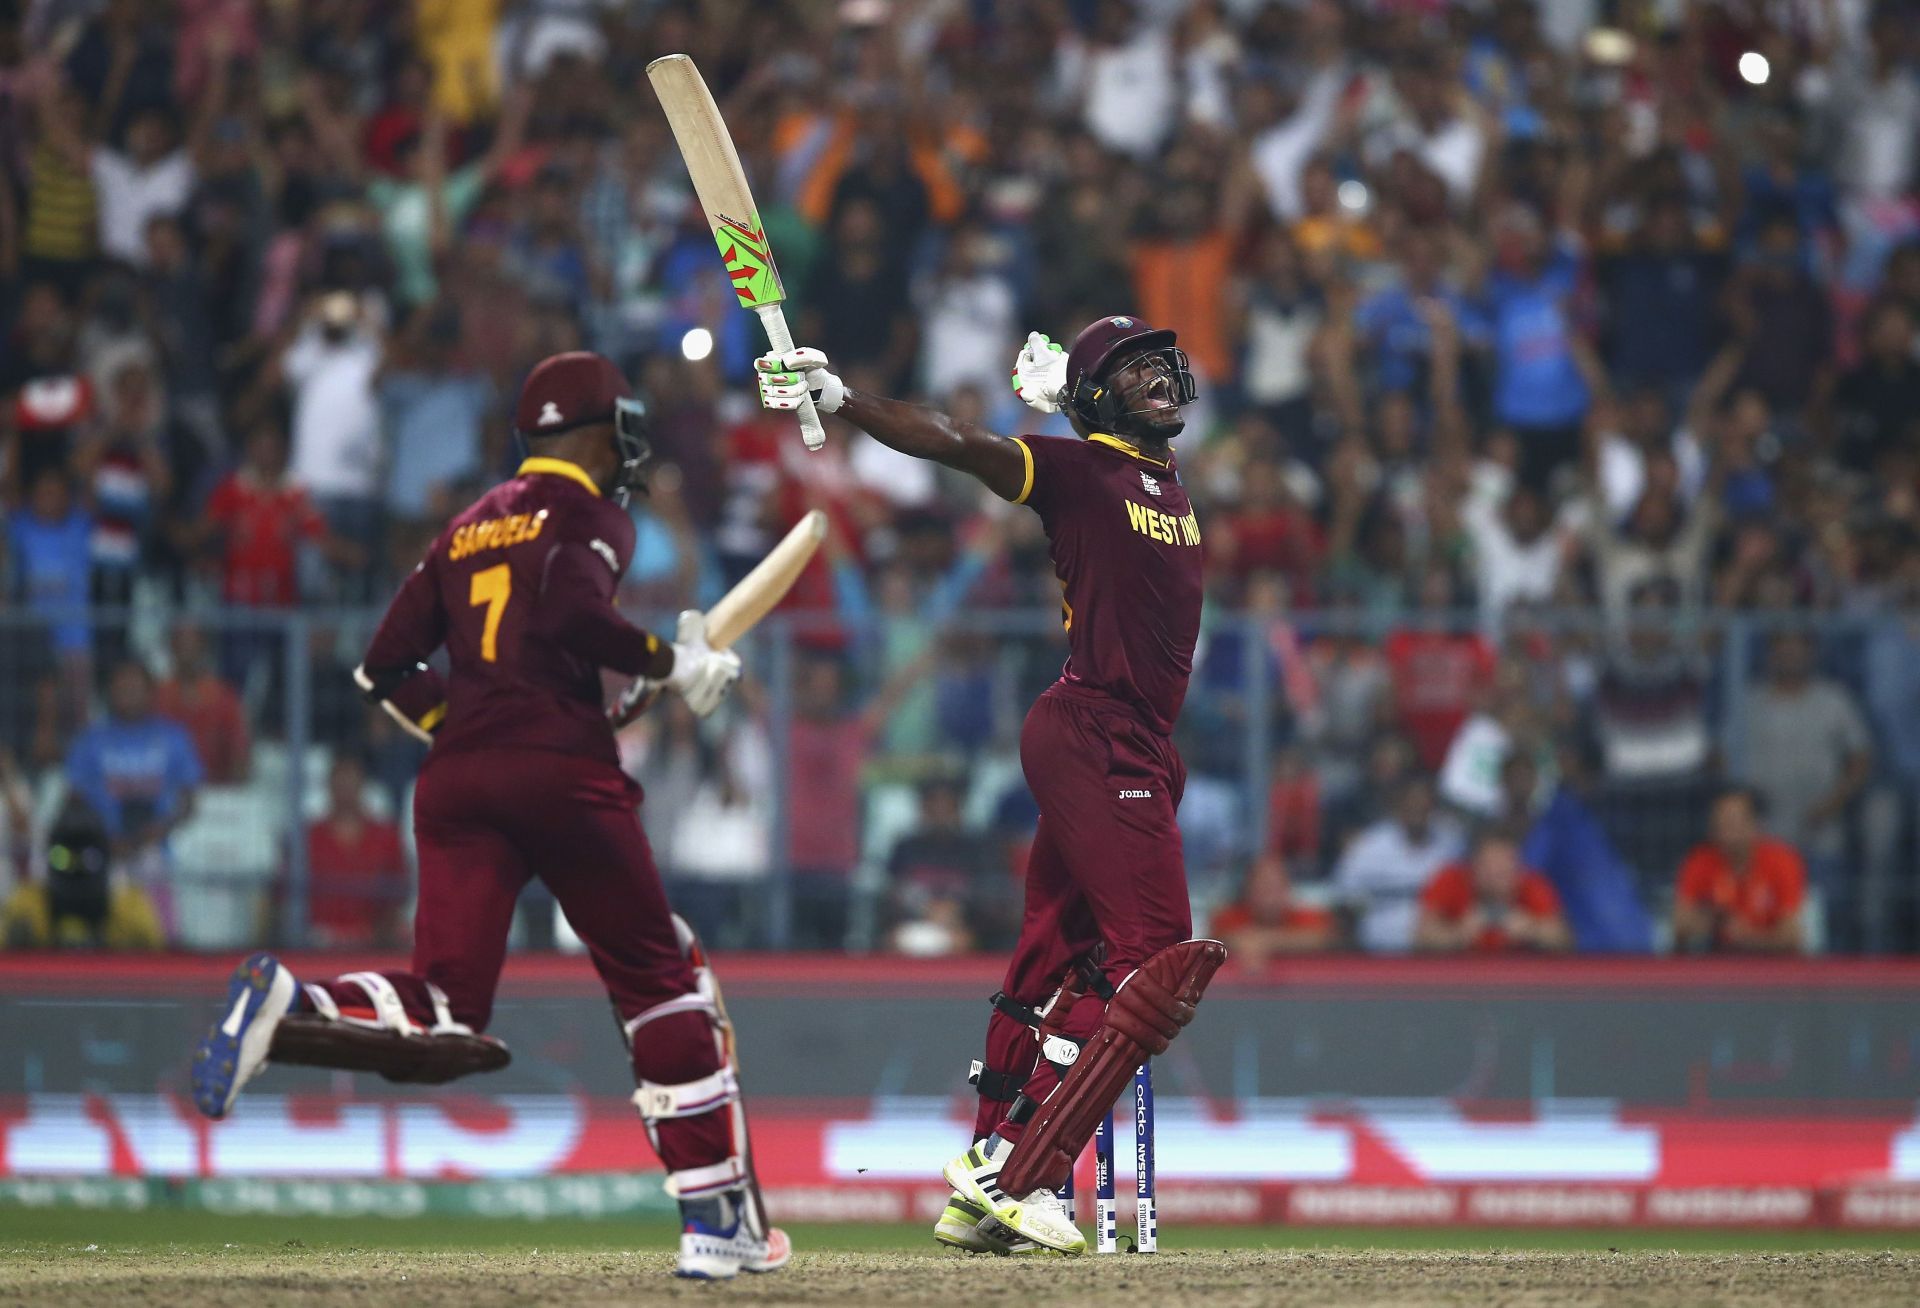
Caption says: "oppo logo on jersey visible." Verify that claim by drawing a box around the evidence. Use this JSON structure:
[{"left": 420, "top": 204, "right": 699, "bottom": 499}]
[
  {"left": 1124, "top": 500, "right": 1200, "bottom": 548},
  {"left": 449, "top": 510, "right": 549, "bottom": 562}
]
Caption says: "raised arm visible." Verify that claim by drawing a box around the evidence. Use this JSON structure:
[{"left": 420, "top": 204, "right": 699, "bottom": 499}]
[{"left": 755, "top": 347, "right": 1030, "bottom": 502}]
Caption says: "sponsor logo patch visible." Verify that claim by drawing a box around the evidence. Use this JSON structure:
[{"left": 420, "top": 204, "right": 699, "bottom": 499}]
[{"left": 1118, "top": 789, "right": 1152, "bottom": 800}]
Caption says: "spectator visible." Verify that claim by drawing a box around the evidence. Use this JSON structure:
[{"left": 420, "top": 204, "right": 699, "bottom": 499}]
[
  {"left": 1382, "top": 569, "right": 1496, "bottom": 770},
  {"left": 784, "top": 650, "right": 928, "bottom": 949},
  {"left": 5, "top": 467, "right": 94, "bottom": 726},
  {"left": 279, "top": 292, "right": 384, "bottom": 582},
  {"left": 1829, "top": 299, "right": 1920, "bottom": 479},
  {"left": 201, "top": 421, "right": 331, "bottom": 610},
  {"left": 1414, "top": 824, "right": 1570, "bottom": 953},
  {"left": 1739, "top": 632, "right": 1877, "bottom": 892},
  {"left": 1599, "top": 195, "right": 1728, "bottom": 399},
  {"left": 885, "top": 776, "right": 1012, "bottom": 955},
  {"left": 304, "top": 754, "right": 408, "bottom": 949},
  {"left": 1437, "top": 660, "right": 1537, "bottom": 818},
  {"left": 1481, "top": 203, "right": 1592, "bottom": 491},
  {"left": 152, "top": 622, "right": 249, "bottom": 784},
  {"left": 1673, "top": 786, "right": 1807, "bottom": 955},
  {"left": 63, "top": 657, "right": 202, "bottom": 932},
  {"left": 1461, "top": 481, "right": 1566, "bottom": 628},
  {"left": 661, "top": 722, "right": 774, "bottom": 950},
  {"left": 1057, "top": 0, "right": 1178, "bottom": 161},
  {"left": 1210, "top": 850, "right": 1338, "bottom": 968},
  {"left": 916, "top": 224, "right": 1018, "bottom": 405},
  {"left": 1501, "top": 747, "right": 1652, "bottom": 954},
  {"left": 1334, "top": 774, "right": 1465, "bottom": 953},
  {"left": 1727, "top": 213, "right": 1831, "bottom": 415},
  {"left": 0, "top": 796, "right": 164, "bottom": 950},
  {"left": 378, "top": 300, "right": 495, "bottom": 530}
]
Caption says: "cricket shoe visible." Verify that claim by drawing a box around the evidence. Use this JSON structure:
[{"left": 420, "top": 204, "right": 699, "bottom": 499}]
[
  {"left": 675, "top": 1191, "right": 792, "bottom": 1280},
  {"left": 191, "top": 952, "right": 296, "bottom": 1120},
  {"left": 932, "top": 1192, "right": 1059, "bottom": 1256},
  {"left": 942, "top": 1137, "right": 1086, "bottom": 1255}
]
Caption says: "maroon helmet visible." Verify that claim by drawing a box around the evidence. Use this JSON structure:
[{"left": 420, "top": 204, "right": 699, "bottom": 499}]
[
  {"left": 513, "top": 351, "right": 651, "bottom": 504},
  {"left": 1061, "top": 314, "right": 1197, "bottom": 438}
]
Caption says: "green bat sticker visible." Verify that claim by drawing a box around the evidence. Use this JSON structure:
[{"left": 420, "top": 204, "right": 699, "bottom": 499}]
[{"left": 713, "top": 212, "right": 786, "bottom": 309}]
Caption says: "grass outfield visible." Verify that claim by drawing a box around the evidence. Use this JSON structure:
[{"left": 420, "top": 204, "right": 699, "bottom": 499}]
[
  {"left": 8, "top": 1206, "right": 1920, "bottom": 1252},
  {"left": 5, "top": 1209, "right": 1920, "bottom": 1306}
]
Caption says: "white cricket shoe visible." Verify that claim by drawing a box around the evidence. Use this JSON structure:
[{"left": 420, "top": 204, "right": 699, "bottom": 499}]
[
  {"left": 190, "top": 952, "right": 295, "bottom": 1119},
  {"left": 942, "top": 1138, "right": 1087, "bottom": 1256},
  {"left": 675, "top": 1191, "right": 792, "bottom": 1280}
]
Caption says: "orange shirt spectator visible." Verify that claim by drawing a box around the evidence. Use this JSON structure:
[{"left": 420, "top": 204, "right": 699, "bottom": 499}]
[
  {"left": 1210, "top": 852, "right": 1338, "bottom": 967},
  {"left": 1673, "top": 787, "right": 1807, "bottom": 953},
  {"left": 1132, "top": 229, "right": 1234, "bottom": 381},
  {"left": 152, "top": 624, "right": 250, "bottom": 784},
  {"left": 1416, "top": 836, "right": 1570, "bottom": 953}
]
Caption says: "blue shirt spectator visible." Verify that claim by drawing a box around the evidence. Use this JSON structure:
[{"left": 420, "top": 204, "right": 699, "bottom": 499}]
[
  {"left": 1502, "top": 751, "right": 1652, "bottom": 953},
  {"left": 1484, "top": 222, "right": 1589, "bottom": 430},
  {"left": 7, "top": 469, "right": 94, "bottom": 656},
  {"left": 65, "top": 659, "right": 204, "bottom": 844}
]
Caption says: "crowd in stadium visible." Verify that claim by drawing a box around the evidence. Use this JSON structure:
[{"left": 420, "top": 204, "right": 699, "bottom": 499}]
[{"left": 1, "top": 0, "right": 1918, "bottom": 957}]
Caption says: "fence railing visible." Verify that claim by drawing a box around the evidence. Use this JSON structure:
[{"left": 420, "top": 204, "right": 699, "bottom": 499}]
[{"left": 1, "top": 604, "right": 1916, "bottom": 953}]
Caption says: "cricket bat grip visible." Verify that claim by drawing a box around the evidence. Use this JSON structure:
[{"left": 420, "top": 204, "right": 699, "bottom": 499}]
[{"left": 755, "top": 305, "right": 826, "bottom": 451}]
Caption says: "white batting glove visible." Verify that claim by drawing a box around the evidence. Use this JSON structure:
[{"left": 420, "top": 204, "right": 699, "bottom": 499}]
[
  {"left": 664, "top": 609, "right": 742, "bottom": 717},
  {"left": 755, "top": 347, "right": 846, "bottom": 414},
  {"left": 1010, "top": 330, "right": 1068, "bottom": 413}
]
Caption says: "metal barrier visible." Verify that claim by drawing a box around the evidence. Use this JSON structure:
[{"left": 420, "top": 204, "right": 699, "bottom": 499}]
[{"left": 0, "top": 605, "right": 1915, "bottom": 953}]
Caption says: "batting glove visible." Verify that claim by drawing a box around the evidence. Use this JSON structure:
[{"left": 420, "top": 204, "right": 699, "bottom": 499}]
[
  {"left": 1011, "top": 330, "right": 1067, "bottom": 414},
  {"left": 665, "top": 609, "right": 743, "bottom": 718},
  {"left": 755, "top": 348, "right": 846, "bottom": 414}
]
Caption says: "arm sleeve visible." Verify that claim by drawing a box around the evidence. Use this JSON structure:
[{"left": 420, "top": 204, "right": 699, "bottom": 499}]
[{"left": 533, "top": 542, "right": 675, "bottom": 679}]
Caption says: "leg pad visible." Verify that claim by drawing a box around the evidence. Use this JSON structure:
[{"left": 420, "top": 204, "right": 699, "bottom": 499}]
[{"left": 997, "top": 938, "right": 1225, "bottom": 1196}]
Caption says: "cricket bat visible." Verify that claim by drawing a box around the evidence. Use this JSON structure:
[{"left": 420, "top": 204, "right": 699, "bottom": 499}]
[
  {"left": 647, "top": 53, "right": 826, "bottom": 452},
  {"left": 704, "top": 509, "right": 827, "bottom": 649}
]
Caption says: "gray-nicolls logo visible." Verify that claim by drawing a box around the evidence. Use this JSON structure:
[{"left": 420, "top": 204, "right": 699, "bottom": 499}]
[{"left": 1140, "top": 472, "right": 1160, "bottom": 496}]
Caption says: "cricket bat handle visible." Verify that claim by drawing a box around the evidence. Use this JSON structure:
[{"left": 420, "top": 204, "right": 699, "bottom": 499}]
[{"left": 754, "top": 305, "right": 826, "bottom": 452}]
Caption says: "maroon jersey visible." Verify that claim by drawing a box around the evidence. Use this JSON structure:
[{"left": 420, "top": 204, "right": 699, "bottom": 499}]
[
  {"left": 1009, "top": 433, "right": 1203, "bottom": 735},
  {"left": 360, "top": 457, "right": 671, "bottom": 767}
]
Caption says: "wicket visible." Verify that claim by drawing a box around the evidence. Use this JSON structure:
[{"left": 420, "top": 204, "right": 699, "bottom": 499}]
[{"left": 1081, "top": 1061, "right": 1155, "bottom": 1253}]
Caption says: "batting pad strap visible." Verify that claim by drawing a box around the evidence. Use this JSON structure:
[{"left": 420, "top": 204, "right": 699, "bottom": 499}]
[
  {"left": 424, "top": 982, "right": 473, "bottom": 1037},
  {"left": 623, "top": 993, "right": 719, "bottom": 1041},
  {"left": 338, "top": 972, "right": 422, "bottom": 1034},
  {"left": 968, "top": 1059, "right": 1028, "bottom": 1103},
  {"left": 664, "top": 1156, "right": 746, "bottom": 1199},
  {"left": 632, "top": 1067, "right": 739, "bottom": 1121}
]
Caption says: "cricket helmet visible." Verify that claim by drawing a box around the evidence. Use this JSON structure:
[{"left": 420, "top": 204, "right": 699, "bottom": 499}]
[
  {"left": 1062, "top": 314, "right": 1197, "bottom": 440},
  {"left": 513, "top": 351, "right": 652, "bottom": 504}
]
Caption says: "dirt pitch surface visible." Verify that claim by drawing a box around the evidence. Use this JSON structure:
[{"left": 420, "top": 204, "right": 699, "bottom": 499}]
[{"left": 8, "top": 1215, "right": 1920, "bottom": 1308}]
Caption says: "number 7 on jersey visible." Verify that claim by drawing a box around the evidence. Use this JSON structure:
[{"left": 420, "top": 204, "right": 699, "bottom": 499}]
[{"left": 470, "top": 564, "right": 511, "bottom": 663}]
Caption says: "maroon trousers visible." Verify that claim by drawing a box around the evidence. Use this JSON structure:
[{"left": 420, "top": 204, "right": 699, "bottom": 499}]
[
  {"left": 974, "top": 686, "right": 1193, "bottom": 1142},
  {"left": 310, "top": 749, "right": 728, "bottom": 1173}
]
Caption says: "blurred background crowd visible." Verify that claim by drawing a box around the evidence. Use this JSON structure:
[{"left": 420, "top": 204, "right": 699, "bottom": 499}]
[{"left": 1, "top": 0, "right": 1918, "bottom": 960}]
